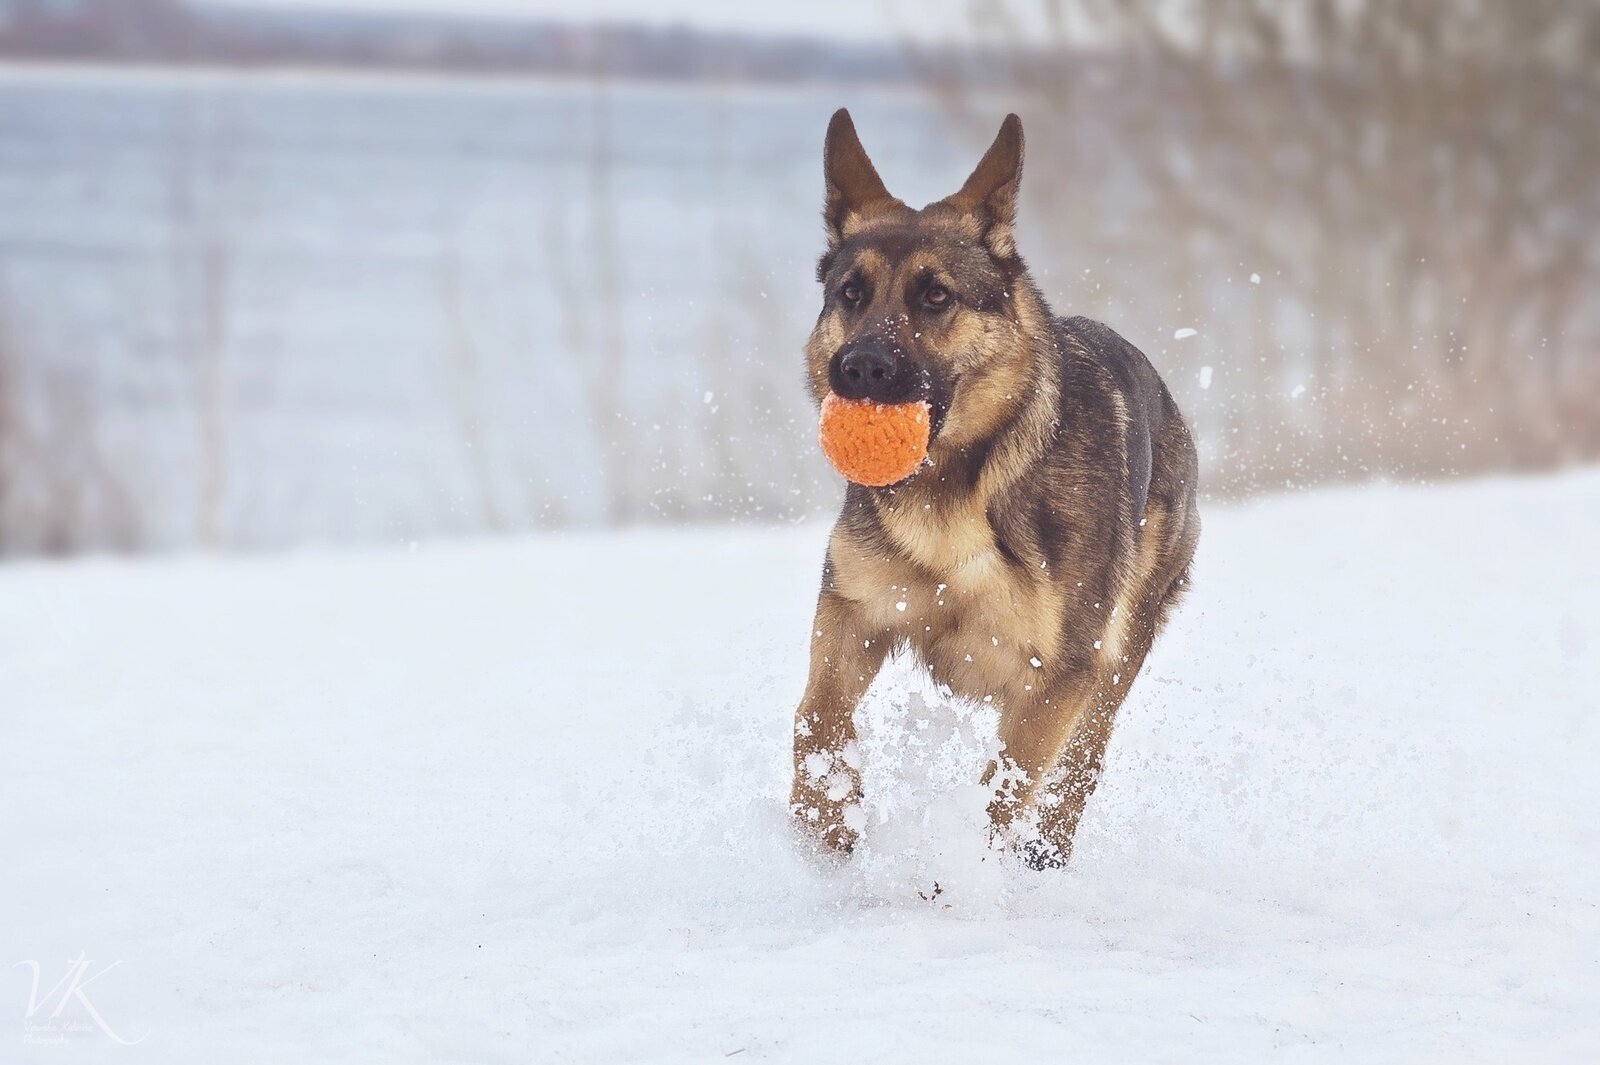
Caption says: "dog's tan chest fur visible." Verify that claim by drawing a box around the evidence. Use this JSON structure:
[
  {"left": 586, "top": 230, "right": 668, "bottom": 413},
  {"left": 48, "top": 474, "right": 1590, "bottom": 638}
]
[{"left": 829, "top": 501, "right": 1066, "bottom": 705}]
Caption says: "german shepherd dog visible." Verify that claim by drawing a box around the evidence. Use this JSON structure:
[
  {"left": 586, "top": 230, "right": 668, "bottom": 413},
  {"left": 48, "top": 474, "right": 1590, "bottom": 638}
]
[{"left": 790, "top": 110, "right": 1201, "bottom": 868}]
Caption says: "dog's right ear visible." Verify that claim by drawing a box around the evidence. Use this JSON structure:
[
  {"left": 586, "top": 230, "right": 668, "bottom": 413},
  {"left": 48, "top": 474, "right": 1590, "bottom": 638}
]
[
  {"left": 823, "top": 109, "right": 899, "bottom": 247},
  {"left": 940, "top": 114, "right": 1024, "bottom": 260}
]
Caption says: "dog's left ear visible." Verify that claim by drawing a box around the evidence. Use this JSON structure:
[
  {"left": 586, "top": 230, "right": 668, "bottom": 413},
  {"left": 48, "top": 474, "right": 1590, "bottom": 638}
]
[
  {"left": 940, "top": 114, "right": 1024, "bottom": 260},
  {"left": 823, "top": 108, "right": 900, "bottom": 247}
]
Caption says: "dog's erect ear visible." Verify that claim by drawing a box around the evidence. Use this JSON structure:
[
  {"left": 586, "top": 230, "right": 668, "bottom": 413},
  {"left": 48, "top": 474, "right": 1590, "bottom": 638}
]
[
  {"left": 940, "top": 114, "right": 1024, "bottom": 259},
  {"left": 823, "top": 108, "right": 898, "bottom": 246}
]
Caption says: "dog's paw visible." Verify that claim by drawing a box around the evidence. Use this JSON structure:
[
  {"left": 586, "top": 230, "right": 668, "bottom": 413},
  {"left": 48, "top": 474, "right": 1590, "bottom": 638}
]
[
  {"left": 1019, "top": 837, "right": 1069, "bottom": 871},
  {"left": 790, "top": 756, "right": 863, "bottom": 859},
  {"left": 789, "top": 795, "right": 861, "bottom": 859}
]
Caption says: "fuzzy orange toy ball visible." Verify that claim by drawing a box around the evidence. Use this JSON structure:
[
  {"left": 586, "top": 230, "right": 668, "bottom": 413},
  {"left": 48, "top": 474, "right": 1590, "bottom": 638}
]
[{"left": 818, "top": 393, "right": 931, "bottom": 487}]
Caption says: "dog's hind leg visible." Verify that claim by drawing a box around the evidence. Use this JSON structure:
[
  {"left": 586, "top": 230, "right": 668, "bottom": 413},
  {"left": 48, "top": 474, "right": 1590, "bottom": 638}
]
[
  {"left": 1028, "top": 682, "right": 1139, "bottom": 868},
  {"left": 790, "top": 589, "right": 889, "bottom": 856},
  {"left": 1030, "top": 555, "right": 1193, "bottom": 866},
  {"left": 1023, "top": 502, "right": 1199, "bottom": 865},
  {"left": 1025, "top": 631, "right": 1156, "bottom": 866}
]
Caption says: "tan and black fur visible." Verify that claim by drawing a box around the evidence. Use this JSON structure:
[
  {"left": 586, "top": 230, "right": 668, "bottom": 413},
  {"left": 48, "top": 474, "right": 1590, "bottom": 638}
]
[{"left": 790, "top": 110, "right": 1200, "bottom": 868}]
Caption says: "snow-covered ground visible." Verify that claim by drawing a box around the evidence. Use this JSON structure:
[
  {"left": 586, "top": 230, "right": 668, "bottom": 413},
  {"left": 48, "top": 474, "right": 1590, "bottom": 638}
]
[{"left": 5, "top": 473, "right": 1599, "bottom": 1062}]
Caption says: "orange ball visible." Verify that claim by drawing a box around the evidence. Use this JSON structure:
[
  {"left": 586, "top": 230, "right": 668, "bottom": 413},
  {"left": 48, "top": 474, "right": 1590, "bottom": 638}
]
[{"left": 818, "top": 393, "right": 931, "bottom": 487}]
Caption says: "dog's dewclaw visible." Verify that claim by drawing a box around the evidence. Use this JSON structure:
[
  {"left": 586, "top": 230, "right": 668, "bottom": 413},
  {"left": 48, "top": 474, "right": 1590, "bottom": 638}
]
[{"left": 818, "top": 394, "right": 930, "bottom": 487}]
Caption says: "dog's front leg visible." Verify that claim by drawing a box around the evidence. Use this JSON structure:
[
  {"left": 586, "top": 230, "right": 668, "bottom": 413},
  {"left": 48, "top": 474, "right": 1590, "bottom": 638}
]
[
  {"left": 982, "top": 673, "right": 1095, "bottom": 845},
  {"left": 790, "top": 589, "right": 887, "bottom": 856}
]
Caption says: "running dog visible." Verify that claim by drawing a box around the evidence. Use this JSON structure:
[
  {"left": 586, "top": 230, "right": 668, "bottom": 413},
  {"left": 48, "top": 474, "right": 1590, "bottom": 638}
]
[{"left": 790, "top": 110, "right": 1201, "bottom": 867}]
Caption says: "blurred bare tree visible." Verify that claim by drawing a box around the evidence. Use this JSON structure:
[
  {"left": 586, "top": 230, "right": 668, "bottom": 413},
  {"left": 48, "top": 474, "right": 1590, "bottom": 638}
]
[
  {"left": 166, "top": 95, "right": 240, "bottom": 547},
  {"left": 437, "top": 240, "right": 508, "bottom": 533},
  {"left": 927, "top": 0, "right": 1600, "bottom": 492},
  {"left": 0, "top": 291, "right": 142, "bottom": 554},
  {"left": 0, "top": 295, "right": 20, "bottom": 554},
  {"left": 583, "top": 79, "right": 633, "bottom": 525}
]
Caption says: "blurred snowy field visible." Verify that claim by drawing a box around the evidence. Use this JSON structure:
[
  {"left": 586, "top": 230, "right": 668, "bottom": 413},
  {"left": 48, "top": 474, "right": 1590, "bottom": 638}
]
[{"left": 4, "top": 473, "right": 1599, "bottom": 1062}]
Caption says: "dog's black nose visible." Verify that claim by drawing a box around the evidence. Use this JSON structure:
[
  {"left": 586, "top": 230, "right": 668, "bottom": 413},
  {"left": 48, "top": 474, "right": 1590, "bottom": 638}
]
[{"left": 830, "top": 340, "right": 916, "bottom": 403}]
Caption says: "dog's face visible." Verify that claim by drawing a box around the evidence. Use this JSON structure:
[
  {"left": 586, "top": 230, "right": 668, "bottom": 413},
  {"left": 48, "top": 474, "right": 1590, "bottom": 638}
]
[{"left": 806, "top": 110, "right": 1032, "bottom": 451}]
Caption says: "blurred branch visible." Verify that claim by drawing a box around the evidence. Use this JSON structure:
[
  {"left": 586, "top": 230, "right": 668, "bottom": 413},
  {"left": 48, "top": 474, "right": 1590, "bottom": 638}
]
[
  {"left": 166, "top": 96, "right": 238, "bottom": 548},
  {"left": 920, "top": 0, "right": 1600, "bottom": 491},
  {"left": 438, "top": 239, "right": 507, "bottom": 533}
]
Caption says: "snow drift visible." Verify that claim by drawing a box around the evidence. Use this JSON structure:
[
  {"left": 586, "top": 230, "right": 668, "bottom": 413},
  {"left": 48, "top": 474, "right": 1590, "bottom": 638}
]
[{"left": 4, "top": 473, "right": 1598, "bottom": 1061}]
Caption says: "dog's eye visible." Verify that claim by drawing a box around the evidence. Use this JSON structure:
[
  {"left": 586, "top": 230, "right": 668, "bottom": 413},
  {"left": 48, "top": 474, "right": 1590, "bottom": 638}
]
[
  {"left": 840, "top": 281, "right": 863, "bottom": 306},
  {"left": 924, "top": 284, "right": 952, "bottom": 309}
]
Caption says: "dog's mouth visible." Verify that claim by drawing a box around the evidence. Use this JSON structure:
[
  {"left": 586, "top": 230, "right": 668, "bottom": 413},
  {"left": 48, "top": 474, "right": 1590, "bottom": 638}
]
[
  {"left": 927, "top": 371, "right": 960, "bottom": 442},
  {"left": 883, "top": 370, "right": 956, "bottom": 491}
]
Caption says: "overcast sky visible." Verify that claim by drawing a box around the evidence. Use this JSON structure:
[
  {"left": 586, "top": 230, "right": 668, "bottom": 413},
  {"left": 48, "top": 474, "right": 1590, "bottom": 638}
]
[{"left": 196, "top": 0, "right": 959, "bottom": 42}]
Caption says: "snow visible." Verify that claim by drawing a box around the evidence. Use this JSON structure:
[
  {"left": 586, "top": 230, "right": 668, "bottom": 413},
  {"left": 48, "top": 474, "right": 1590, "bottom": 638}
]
[
  {"left": 5, "top": 473, "right": 1599, "bottom": 1061},
  {"left": 1198, "top": 365, "right": 1214, "bottom": 389},
  {"left": 1173, "top": 327, "right": 1199, "bottom": 340}
]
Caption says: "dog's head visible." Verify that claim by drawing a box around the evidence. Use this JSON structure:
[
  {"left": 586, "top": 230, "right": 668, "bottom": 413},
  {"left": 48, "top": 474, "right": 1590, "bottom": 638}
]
[{"left": 806, "top": 109, "right": 1037, "bottom": 454}]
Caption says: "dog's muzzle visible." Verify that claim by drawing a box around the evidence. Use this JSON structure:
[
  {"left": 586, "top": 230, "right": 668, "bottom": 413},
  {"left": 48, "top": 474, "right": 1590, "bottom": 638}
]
[{"left": 828, "top": 338, "right": 926, "bottom": 406}]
